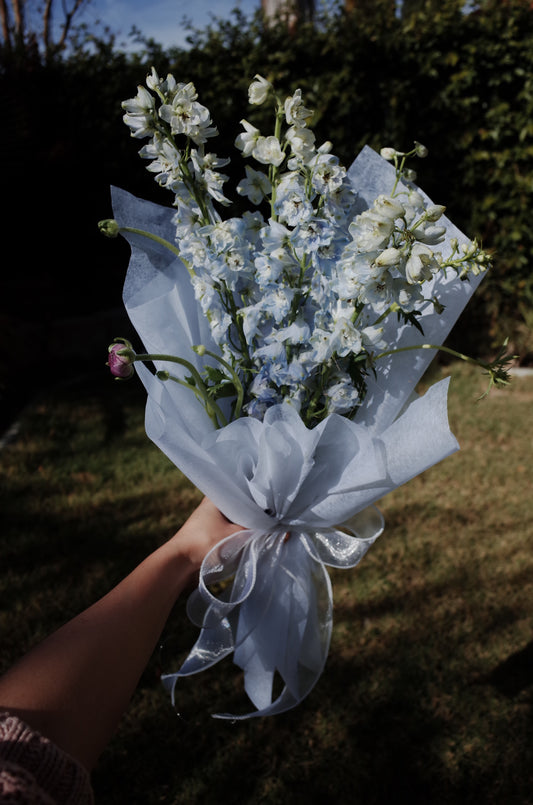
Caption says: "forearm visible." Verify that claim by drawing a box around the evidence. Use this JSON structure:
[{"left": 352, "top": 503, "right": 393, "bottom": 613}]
[{"left": 0, "top": 537, "right": 195, "bottom": 770}]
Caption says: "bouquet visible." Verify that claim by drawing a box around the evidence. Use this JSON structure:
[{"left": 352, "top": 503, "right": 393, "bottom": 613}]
[{"left": 100, "top": 70, "right": 509, "bottom": 720}]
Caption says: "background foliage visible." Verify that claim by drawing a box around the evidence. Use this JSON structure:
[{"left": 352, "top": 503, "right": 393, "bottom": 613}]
[{"left": 1, "top": 0, "right": 532, "bottom": 426}]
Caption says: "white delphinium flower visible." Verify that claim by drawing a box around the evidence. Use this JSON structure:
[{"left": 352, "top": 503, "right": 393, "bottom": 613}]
[
  {"left": 310, "top": 154, "right": 346, "bottom": 196},
  {"left": 222, "top": 247, "right": 253, "bottom": 286},
  {"left": 320, "top": 184, "right": 358, "bottom": 227},
  {"left": 357, "top": 271, "right": 394, "bottom": 311},
  {"left": 248, "top": 75, "right": 272, "bottom": 105},
  {"left": 405, "top": 196, "right": 447, "bottom": 246},
  {"left": 253, "top": 253, "right": 285, "bottom": 289},
  {"left": 284, "top": 89, "right": 313, "bottom": 127},
  {"left": 190, "top": 149, "right": 231, "bottom": 204},
  {"left": 190, "top": 149, "right": 230, "bottom": 174},
  {"left": 139, "top": 138, "right": 181, "bottom": 189},
  {"left": 309, "top": 304, "right": 362, "bottom": 364},
  {"left": 159, "top": 83, "right": 217, "bottom": 144},
  {"left": 361, "top": 324, "right": 386, "bottom": 352},
  {"left": 205, "top": 219, "right": 243, "bottom": 252},
  {"left": 348, "top": 211, "right": 395, "bottom": 252},
  {"left": 308, "top": 327, "right": 334, "bottom": 363},
  {"left": 178, "top": 232, "right": 212, "bottom": 269},
  {"left": 201, "top": 168, "right": 231, "bottom": 205},
  {"left": 274, "top": 173, "right": 313, "bottom": 226},
  {"left": 260, "top": 284, "right": 296, "bottom": 323},
  {"left": 348, "top": 194, "right": 406, "bottom": 252},
  {"left": 285, "top": 125, "right": 316, "bottom": 163},
  {"left": 239, "top": 302, "right": 267, "bottom": 342},
  {"left": 329, "top": 301, "right": 363, "bottom": 357},
  {"left": 404, "top": 242, "right": 441, "bottom": 284},
  {"left": 146, "top": 67, "right": 176, "bottom": 95},
  {"left": 334, "top": 262, "right": 365, "bottom": 301},
  {"left": 207, "top": 306, "right": 233, "bottom": 343},
  {"left": 237, "top": 165, "right": 272, "bottom": 205},
  {"left": 391, "top": 279, "right": 424, "bottom": 312},
  {"left": 252, "top": 135, "right": 285, "bottom": 167},
  {"left": 324, "top": 374, "right": 360, "bottom": 415},
  {"left": 260, "top": 219, "right": 294, "bottom": 253},
  {"left": 122, "top": 85, "right": 157, "bottom": 138},
  {"left": 172, "top": 202, "right": 205, "bottom": 239},
  {"left": 246, "top": 368, "right": 282, "bottom": 419},
  {"left": 299, "top": 218, "right": 336, "bottom": 253},
  {"left": 269, "top": 244, "right": 302, "bottom": 282},
  {"left": 274, "top": 318, "right": 311, "bottom": 348},
  {"left": 190, "top": 274, "right": 218, "bottom": 315},
  {"left": 268, "top": 356, "right": 307, "bottom": 392},
  {"left": 241, "top": 211, "right": 265, "bottom": 244},
  {"left": 235, "top": 120, "right": 261, "bottom": 157}
]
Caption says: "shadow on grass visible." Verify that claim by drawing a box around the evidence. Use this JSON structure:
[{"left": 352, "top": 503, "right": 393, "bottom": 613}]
[
  {"left": 90, "top": 645, "right": 466, "bottom": 805},
  {"left": 479, "top": 640, "right": 533, "bottom": 698},
  {"left": 92, "top": 557, "right": 533, "bottom": 805}
]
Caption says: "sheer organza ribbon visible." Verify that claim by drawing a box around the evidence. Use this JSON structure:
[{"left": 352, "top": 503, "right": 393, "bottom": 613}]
[
  {"left": 111, "top": 145, "right": 486, "bottom": 719},
  {"left": 162, "top": 506, "right": 384, "bottom": 719}
]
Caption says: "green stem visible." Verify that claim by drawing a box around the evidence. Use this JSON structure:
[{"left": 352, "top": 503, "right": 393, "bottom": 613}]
[
  {"left": 118, "top": 226, "right": 200, "bottom": 283},
  {"left": 375, "top": 342, "right": 482, "bottom": 367},
  {"left": 269, "top": 104, "right": 285, "bottom": 220},
  {"left": 133, "top": 352, "right": 228, "bottom": 428},
  {"left": 196, "top": 347, "right": 245, "bottom": 420},
  {"left": 119, "top": 227, "right": 181, "bottom": 257}
]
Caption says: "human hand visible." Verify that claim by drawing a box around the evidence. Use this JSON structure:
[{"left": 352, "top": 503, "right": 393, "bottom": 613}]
[{"left": 168, "top": 497, "right": 245, "bottom": 578}]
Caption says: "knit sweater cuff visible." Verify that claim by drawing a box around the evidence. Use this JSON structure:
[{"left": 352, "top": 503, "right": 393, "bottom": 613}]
[{"left": 0, "top": 712, "right": 94, "bottom": 804}]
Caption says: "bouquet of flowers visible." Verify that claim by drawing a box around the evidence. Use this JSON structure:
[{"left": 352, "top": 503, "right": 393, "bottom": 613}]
[{"left": 100, "top": 70, "right": 509, "bottom": 719}]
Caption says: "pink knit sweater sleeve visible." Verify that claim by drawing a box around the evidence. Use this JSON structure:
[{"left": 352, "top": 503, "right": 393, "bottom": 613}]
[{"left": 0, "top": 712, "right": 94, "bottom": 804}]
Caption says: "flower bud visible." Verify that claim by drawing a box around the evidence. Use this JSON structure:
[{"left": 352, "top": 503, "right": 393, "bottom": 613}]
[
  {"left": 107, "top": 341, "right": 134, "bottom": 379},
  {"left": 414, "top": 141, "right": 428, "bottom": 158},
  {"left": 380, "top": 147, "right": 397, "bottom": 161},
  {"left": 425, "top": 204, "right": 446, "bottom": 222},
  {"left": 98, "top": 219, "right": 120, "bottom": 238},
  {"left": 193, "top": 344, "right": 207, "bottom": 356},
  {"left": 374, "top": 247, "right": 402, "bottom": 267}
]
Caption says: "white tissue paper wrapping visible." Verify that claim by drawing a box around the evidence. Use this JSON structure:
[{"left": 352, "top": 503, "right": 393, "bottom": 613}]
[{"left": 111, "top": 145, "right": 485, "bottom": 719}]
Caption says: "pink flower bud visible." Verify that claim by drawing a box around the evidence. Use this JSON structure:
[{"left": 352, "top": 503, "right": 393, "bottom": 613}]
[{"left": 107, "top": 342, "right": 134, "bottom": 379}]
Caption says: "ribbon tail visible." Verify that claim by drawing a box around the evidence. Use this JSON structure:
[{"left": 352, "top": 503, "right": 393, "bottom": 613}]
[
  {"left": 163, "top": 529, "right": 335, "bottom": 720},
  {"left": 214, "top": 541, "right": 333, "bottom": 720}
]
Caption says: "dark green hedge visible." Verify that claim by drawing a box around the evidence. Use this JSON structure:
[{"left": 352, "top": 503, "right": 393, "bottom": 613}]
[
  {"left": 1, "top": 0, "right": 532, "bottom": 403},
  {"left": 163, "top": 0, "right": 533, "bottom": 360}
]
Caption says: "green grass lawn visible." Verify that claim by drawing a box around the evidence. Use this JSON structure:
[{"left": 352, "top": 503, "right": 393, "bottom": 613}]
[{"left": 1, "top": 362, "right": 532, "bottom": 804}]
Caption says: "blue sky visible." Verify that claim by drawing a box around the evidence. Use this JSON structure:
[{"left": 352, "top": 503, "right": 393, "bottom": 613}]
[{"left": 79, "top": 0, "right": 260, "bottom": 50}]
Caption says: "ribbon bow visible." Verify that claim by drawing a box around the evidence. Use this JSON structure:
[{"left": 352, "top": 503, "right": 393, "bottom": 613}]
[{"left": 162, "top": 506, "right": 384, "bottom": 719}]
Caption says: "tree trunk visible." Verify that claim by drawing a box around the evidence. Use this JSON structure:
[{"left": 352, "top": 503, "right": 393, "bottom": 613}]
[{"left": 262, "top": 0, "right": 314, "bottom": 31}]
